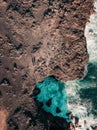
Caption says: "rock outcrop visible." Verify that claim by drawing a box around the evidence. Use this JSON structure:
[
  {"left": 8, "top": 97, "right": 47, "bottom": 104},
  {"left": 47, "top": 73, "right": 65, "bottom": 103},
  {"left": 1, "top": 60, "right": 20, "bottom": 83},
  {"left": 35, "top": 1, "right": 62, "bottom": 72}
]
[{"left": 0, "top": 0, "right": 94, "bottom": 129}]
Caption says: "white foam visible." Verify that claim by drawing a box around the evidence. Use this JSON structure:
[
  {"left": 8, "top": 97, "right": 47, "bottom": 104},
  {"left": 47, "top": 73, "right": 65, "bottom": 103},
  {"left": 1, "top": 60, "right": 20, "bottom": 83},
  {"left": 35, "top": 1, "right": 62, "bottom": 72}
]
[{"left": 65, "top": 1, "right": 97, "bottom": 129}]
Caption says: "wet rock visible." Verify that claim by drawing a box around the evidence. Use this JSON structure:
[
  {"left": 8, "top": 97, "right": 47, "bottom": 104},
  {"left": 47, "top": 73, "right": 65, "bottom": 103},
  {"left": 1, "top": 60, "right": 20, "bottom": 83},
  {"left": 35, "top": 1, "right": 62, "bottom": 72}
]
[
  {"left": 46, "top": 98, "right": 52, "bottom": 107},
  {"left": 33, "top": 87, "right": 41, "bottom": 97},
  {"left": 50, "top": 116, "right": 69, "bottom": 130},
  {"left": 36, "top": 100, "right": 44, "bottom": 108},
  {"left": 91, "top": 124, "right": 97, "bottom": 130},
  {"left": 56, "top": 107, "right": 61, "bottom": 113}
]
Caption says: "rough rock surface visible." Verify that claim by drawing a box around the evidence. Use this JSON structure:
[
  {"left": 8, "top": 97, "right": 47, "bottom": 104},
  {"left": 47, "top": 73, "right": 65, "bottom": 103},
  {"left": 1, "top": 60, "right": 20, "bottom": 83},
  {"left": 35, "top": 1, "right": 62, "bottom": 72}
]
[{"left": 0, "top": 0, "right": 94, "bottom": 130}]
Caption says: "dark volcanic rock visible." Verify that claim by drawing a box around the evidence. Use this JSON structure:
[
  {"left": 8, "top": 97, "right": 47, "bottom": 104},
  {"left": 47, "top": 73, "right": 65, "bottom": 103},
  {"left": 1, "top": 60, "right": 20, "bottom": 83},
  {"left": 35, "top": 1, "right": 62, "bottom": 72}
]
[
  {"left": 32, "top": 87, "right": 41, "bottom": 97},
  {"left": 91, "top": 124, "right": 97, "bottom": 130},
  {"left": 46, "top": 98, "right": 52, "bottom": 107},
  {"left": 49, "top": 116, "right": 70, "bottom": 130},
  {"left": 0, "top": 0, "right": 94, "bottom": 130},
  {"left": 56, "top": 107, "right": 61, "bottom": 113}
]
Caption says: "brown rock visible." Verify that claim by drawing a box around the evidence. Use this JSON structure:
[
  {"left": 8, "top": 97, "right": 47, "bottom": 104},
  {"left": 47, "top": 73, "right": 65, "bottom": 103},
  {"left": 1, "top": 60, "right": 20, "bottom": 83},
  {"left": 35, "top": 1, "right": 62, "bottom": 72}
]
[{"left": 0, "top": 0, "right": 94, "bottom": 129}]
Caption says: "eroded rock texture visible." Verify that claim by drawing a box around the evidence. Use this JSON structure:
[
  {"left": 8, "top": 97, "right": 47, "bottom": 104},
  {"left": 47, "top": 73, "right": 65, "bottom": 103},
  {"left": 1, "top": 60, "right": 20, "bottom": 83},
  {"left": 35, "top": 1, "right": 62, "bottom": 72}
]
[{"left": 0, "top": 0, "right": 94, "bottom": 130}]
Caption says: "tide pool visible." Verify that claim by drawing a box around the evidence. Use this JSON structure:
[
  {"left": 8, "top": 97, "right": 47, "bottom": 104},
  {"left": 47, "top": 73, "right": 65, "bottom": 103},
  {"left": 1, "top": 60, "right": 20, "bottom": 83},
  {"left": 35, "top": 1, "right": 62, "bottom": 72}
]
[
  {"left": 35, "top": 1, "right": 97, "bottom": 127},
  {"left": 36, "top": 76, "right": 71, "bottom": 122}
]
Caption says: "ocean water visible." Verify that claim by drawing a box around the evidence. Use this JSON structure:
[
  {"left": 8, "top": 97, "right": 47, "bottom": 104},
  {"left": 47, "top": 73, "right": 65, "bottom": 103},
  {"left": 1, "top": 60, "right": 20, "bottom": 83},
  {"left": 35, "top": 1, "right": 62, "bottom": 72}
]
[
  {"left": 35, "top": 1, "right": 97, "bottom": 129},
  {"left": 65, "top": 1, "right": 97, "bottom": 129},
  {"left": 36, "top": 76, "right": 71, "bottom": 122}
]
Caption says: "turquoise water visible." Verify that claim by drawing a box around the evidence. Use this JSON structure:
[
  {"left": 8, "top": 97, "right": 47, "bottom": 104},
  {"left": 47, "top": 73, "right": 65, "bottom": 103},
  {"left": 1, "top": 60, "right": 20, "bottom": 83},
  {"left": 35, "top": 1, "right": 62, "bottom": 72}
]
[
  {"left": 35, "top": 1, "right": 97, "bottom": 126},
  {"left": 36, "top": 76, "right": 71, "bottom": 122},
  {"left": 65, "top": 2, "right": 97, "bottom": 124}
]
